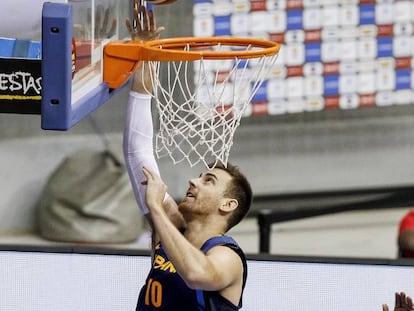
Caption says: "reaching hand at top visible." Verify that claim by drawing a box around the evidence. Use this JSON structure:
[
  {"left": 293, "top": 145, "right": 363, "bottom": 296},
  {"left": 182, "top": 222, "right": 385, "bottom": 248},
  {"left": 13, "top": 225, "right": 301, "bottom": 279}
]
[
  {"left": 126, "top": 1, "right": 163, "bottom": 94},
  {"left": 383, "top": 292, "right": 414, "bottom": 311}
]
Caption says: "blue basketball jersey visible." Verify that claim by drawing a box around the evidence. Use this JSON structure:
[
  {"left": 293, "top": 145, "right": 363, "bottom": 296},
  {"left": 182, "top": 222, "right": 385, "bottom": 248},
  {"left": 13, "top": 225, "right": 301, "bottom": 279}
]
[{"left": 136, "top": 235, "right": 247, "bottom": 311}]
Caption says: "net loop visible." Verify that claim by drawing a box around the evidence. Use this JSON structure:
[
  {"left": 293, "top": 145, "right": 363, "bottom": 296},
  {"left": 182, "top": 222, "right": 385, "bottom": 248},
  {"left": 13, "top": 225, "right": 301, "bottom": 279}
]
[{"left": 140, "top": 37, "right": 280, "bottom": 168}]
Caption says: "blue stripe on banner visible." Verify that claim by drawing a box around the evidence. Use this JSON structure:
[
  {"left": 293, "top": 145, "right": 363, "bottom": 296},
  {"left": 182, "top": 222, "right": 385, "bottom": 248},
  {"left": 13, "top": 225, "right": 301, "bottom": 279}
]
[
  {"left": 377, "top": 37, "right": 393, "bottom": 58},
  {"left": 28, "top": 41, "right": 42, "bottom": 59},
  {"left": 252, "top": 80, "right": 268, "bottom": 102},
  {"left": 359, "top": 4, "right": 375, "bottom": 25},
  {"left": 237, "top": 59, "right": 248, "bottom": 69},
  {"left": 13, "top": 39, "right": 31, "bottom": 58},
  {"left": 324, "top": 75, "right": 339, "bottom": 96},
  {"left": 0, "top": 38, "right": 16, "bottom": 57},
  {"left": 287, "top": 9, "right": 303, "bottom": 30},
  {"left": 0, "top": 38, "right": 41, "bottom": 59},
  {"left": 305, "top": 42, "right": 321, "bottom": 62},
  {"left": 214, "top": 15, "right": 231, "bottom": 36},
  {"left": 395, "top": 69, "right": 411, "bottom": 90}
]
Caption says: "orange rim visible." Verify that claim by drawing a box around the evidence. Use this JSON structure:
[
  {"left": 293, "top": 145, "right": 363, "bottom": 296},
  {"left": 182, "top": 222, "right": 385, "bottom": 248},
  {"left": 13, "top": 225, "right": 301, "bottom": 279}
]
[
  {"left": 103, "top": 37, "right": 281, "bottom": 89},
  {"left": 142, "top": 37, "right": 281, "bottom": 60}
]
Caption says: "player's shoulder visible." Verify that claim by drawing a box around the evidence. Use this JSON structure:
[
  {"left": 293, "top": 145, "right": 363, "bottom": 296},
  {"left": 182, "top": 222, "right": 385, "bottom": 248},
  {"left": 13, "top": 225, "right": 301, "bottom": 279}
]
[{"left": 204, "top": 236, "right": 245, "bottom": 262}]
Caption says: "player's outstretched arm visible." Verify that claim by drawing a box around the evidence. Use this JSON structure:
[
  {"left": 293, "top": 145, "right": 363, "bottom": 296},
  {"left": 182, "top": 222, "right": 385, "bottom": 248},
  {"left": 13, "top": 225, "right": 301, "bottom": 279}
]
[{"left": 123, "top": 3, "right": 184, "bottom": 235}]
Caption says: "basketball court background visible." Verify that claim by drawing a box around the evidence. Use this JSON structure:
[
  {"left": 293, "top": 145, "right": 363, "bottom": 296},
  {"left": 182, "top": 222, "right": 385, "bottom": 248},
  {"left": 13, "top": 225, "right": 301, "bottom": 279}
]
[
  {"left": 0, "top": 1, "right": 414, "bottom": 309},
  {"left": 1, "top": 1, "right": 414, "bottom": 235}
]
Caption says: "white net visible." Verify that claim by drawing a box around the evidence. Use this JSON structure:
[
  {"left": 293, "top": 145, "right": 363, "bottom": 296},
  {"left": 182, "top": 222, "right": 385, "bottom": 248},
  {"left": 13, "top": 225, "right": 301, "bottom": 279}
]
[{"left": 143, "top": 41, "right": 279, "bottom": 169}]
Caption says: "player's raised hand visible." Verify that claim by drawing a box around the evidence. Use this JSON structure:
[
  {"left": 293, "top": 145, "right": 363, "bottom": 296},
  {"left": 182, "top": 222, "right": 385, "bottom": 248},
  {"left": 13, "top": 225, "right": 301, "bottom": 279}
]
[
  {"left": 142, "top": 167, "right": 168, "bottom": 212},
  {"left": 127, "top": 2, "right": 162, "bottom": 93},
  {"left": 126, "top": 0, "right": 164, "bottom": 41}
]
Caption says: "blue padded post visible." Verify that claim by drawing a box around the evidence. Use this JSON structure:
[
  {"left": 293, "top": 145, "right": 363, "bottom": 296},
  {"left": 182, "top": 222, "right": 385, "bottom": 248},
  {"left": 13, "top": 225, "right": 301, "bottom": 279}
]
[{"left": 41, "top": 2, "right": 72, "bottom": 130}]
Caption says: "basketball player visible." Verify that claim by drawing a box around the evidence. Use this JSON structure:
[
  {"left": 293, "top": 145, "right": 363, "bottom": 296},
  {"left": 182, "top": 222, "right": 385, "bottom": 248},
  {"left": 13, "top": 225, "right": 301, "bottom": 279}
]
[{"left": 123, "top": 4, "right": 251, "bottom": 310}]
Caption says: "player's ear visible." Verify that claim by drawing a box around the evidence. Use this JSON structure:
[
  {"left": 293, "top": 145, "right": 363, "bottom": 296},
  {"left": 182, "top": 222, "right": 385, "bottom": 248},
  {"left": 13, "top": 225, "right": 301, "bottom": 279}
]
[{"left": 220, "top": 198, "right": 238, "bottom": 213}]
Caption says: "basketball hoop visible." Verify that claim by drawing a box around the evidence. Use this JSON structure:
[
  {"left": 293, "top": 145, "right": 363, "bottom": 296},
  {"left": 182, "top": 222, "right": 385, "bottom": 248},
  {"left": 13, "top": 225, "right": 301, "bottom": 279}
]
[{"left": 104, "top": 37, "right": 281, "bottom": 168}]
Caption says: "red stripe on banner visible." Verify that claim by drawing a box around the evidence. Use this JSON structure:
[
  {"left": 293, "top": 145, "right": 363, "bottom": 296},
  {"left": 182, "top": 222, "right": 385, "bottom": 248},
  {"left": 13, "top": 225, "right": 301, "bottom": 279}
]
[
  {"left": 216, "top": 104, "right": 234, "bottom": 119},
  {"left": 305, "top": 30, "right": 322, "bottom": 42},
  {"left": 395, "top": 58, "right": 411, "bottom": 70},
  {"left": 377, "top": 25, "right": 393, "bottom": 37},
  {"left": 323, "top": 62, "right": 340, "bottom": 75},
  {"left": 216, "top": 71, "right": 231, "bottom": 84},
  {"left": 359, "top": 94, "right": 375, "bottom": 107},
  {"left": 287, "top": 66, "right": 304, "bottom": 77},
  {"left": 269, "top": 33, "right": 285, "bottom": 44},
  {"left": 250, "top": 0, "right": 266, "bottom": 11},
  {"left": 287, "top": 0, "right": 303, "bottom": 9},
  {"left": 252, "top": 101, "right": 269, "bottom": 116},
  {"left": 359, "top": 0, "right": 375, "bottom": 3},
  {"left": 325, "top": 96, "right": 339, "bottom": 109}
]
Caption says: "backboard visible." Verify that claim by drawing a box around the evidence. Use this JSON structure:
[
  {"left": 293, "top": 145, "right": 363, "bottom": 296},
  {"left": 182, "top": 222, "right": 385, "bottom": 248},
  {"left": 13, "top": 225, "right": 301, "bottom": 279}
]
[{"left": 41, "top": 0, "right": 133, "bottom": 130}]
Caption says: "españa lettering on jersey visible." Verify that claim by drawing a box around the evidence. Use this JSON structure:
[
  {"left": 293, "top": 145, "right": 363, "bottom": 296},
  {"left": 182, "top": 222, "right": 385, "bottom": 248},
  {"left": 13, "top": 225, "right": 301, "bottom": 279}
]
[
  {"left": 136, "top": 236, "right": 247, "bottom": 311},
  {"left": 153, "top": 254, "right": 176, "bottom": 273}
]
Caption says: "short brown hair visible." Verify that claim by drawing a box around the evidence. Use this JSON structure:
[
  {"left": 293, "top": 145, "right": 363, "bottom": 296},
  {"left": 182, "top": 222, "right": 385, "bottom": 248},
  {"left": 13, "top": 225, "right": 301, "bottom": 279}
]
[{"left": 209, "top": 161, "right": 253, "bottom": 231}]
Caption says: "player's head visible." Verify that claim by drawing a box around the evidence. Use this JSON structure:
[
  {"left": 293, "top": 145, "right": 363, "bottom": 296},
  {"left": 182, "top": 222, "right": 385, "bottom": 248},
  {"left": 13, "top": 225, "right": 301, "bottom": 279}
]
[
  {"left": 210, "top": 161, "right": 252, "bottom": 231},
  {"left": 179, "top": 161, "right": 252, "bottom": 231}
]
